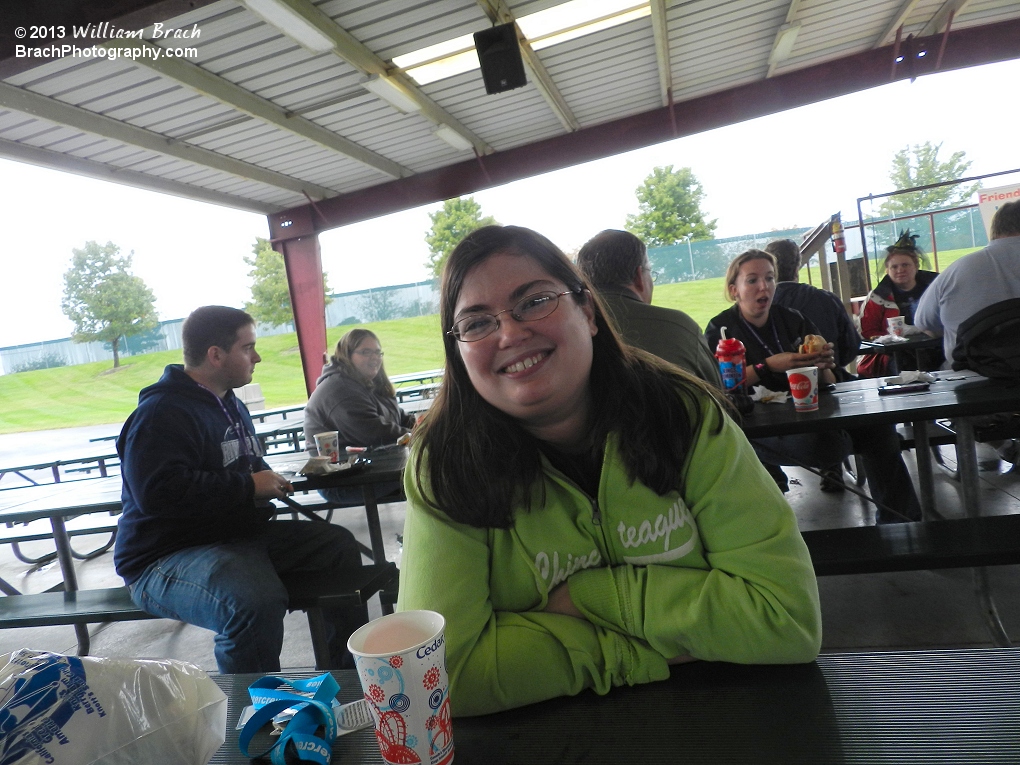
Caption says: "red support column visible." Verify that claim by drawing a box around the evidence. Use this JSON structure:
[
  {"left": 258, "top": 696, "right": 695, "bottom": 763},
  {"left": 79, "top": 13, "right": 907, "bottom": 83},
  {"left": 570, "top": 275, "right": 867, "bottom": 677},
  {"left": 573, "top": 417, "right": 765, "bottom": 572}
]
[{"left": 277, "top": 234, "right": 326, "bottom": 396}]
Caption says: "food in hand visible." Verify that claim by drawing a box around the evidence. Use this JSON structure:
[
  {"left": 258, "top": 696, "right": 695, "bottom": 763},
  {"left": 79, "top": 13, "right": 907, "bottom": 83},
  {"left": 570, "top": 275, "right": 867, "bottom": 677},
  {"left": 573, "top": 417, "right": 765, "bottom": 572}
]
[
  {"left": 799, "top": 334, "right": 827, "bottom": 355},
  {"left": 396, "top": 432, "right": 412, "bottom": 446}
]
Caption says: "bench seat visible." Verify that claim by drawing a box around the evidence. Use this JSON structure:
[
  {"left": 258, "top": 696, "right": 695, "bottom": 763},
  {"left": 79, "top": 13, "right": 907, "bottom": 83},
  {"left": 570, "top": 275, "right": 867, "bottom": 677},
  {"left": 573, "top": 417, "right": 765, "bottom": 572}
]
[
  {"left": 801, "top": 513, "right": 1020, "bottom": 576},
  {"left": 0, "top": 562, "right": 399, "bottom": 668}
]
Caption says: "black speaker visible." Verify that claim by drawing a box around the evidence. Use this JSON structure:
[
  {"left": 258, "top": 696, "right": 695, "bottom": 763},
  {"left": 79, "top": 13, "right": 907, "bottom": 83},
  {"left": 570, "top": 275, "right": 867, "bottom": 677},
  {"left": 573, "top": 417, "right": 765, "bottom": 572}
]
[{"left": 473, "top": 22, "right": 527, "bottom": 95}]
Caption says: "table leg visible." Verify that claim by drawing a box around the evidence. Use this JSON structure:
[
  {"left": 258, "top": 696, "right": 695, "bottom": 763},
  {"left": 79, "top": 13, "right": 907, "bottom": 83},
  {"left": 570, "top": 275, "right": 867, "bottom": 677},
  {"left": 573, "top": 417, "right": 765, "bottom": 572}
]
[
  {"left": 50, "top": 515, "right": 91, "bottom": 655},
  {"left": 954, "top": 419, "right": 1011, "bottom": 645},
  {"left": 361, "top": 484, "right": 393, "bottom": 615},
  {"left": 956, "top": 418, "right": 981, "bottom": 518},
  {"left": 362, "top": 485, "right": 386, "bottom": 565},
  {"left": 913, "top": 420, "right": 937, "bottom": 521},
  {"left": 974, "top": 567, "right": 1012, "bottom": 647}
]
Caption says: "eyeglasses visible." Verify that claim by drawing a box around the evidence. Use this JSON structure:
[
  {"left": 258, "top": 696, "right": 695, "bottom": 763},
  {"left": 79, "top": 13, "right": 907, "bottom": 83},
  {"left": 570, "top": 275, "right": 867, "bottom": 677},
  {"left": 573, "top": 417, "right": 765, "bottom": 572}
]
[
  {"left": 353, "top": 349, "right": 384, "bottom": 358},
  {"left": 447, "top": 290, "right": 577, "bottom": 342},
  {"left": 642, "top": 266, "right": 658, "bottom": 283}
]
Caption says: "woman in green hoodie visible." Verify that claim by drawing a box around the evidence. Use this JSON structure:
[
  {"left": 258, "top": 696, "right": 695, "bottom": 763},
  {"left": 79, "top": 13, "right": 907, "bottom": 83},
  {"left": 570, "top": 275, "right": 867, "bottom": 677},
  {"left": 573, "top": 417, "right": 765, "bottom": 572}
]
[{"left": 398, "top": 226, "right": 821, "bottom": 717}]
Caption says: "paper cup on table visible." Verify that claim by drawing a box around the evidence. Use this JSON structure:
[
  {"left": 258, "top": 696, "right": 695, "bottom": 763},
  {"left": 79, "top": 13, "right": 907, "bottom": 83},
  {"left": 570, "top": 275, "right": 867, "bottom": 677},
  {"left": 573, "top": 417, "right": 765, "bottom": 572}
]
[
  {"left": 786, "top": 366, "right": 819, "bottom": 412},
  {"left": 313, "top": 431, "right": 340, "bottom": 463},
  {"left": 887, "top": 316, "right": 905, "bottom": 337},
  {"left": 348, "top": 610, "right": 454, "bottom": 765}
]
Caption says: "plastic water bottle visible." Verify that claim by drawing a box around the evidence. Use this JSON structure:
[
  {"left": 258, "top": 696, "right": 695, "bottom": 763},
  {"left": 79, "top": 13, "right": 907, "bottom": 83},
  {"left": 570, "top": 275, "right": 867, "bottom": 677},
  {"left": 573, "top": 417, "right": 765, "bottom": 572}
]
[{"left": 715, "top": 327, "right": 746, "bottom": 393}]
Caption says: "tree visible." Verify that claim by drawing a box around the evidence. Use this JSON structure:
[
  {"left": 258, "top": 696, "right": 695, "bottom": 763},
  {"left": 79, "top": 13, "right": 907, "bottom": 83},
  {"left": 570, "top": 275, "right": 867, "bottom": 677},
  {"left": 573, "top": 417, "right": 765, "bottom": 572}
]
[
  {"left": 425, "top": 197, "right": 498, "bottom": 278},
  {"left": 624, "top": 165, "right": 717, "bottom": 248},
  {"left": 878, "top": 141, "right": 979, "bottom": 217},
  {"left": 244, "top": 237, "right": 331, "bottom": 327},
  {"left": 61, "top": 241, "right": 159, "bottom": 369},
  {"left": 359, "top": 289, "right": 404, "bottom": 323}
]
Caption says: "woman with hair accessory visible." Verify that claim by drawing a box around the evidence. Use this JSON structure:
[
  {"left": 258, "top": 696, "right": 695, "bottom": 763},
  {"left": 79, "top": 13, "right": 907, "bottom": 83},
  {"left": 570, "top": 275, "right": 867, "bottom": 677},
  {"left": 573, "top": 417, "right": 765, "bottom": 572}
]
[
  {"left": 705, "top": 249, "right": 922, "bottom": 518},
  {"left": 858, "top": 230, "right": 944, "bottom": 376},
  {"left": 303, "top": 328, "right": 414, "bottom": 504},
  {"left": 397, "top": 225, "right": 821, "bottom": 717}
]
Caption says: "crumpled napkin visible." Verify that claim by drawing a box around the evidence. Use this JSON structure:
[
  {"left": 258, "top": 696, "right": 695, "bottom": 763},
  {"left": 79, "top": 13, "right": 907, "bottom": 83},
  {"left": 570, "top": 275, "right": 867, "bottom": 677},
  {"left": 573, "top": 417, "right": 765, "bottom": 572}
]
[
  {"left": 900, "top": 323, "right": 927, "bottom": 337},
  {"left": 872, "top": 334, "right": 909, "bottom": 344},
  {"left": 750, "top": 386, "right": 789, "bottom": 404},
  {"left": 883, "top": 371, "right": 936, "bottom": 385}
]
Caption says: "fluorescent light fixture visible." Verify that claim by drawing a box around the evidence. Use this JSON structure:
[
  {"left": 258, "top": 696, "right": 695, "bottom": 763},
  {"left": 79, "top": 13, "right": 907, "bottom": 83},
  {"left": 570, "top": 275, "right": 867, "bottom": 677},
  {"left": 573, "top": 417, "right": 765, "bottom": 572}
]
[
  {"left": 519, "top": 0, "right": 648, "bottom": 48},
  {"left": 434, "top": 124, "right": 473, "bottom": 151},
  {"left": 362, "top": 74, "right": 422, "bottom": 113},
  {"left": 393, "top": 33, "right": 475, "bottom": 71},
  {"left": 530, "top": 6, "right": 650, "bottom": 51},
  {"left": 242, "top": 0, "right": 334, "bottom": 53},
  {"left": 402, "top": 49, "right": 479, "bottom": 87},
  {"left": 395, "top": 1, "right": 652, "bottom": 86},
  {"left": 769, "top": 23, "right": 801, "bottom": 65}
]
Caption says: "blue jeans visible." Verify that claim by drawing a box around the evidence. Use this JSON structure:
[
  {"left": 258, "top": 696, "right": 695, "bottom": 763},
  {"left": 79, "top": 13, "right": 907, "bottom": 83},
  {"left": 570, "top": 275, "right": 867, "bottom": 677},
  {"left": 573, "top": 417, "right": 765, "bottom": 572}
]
[
  {"left": 129, "top": 520, "right": 367, "bottom": 673},
  {"left": 753, "top": 423, "right": 922, "bottom": 522}
]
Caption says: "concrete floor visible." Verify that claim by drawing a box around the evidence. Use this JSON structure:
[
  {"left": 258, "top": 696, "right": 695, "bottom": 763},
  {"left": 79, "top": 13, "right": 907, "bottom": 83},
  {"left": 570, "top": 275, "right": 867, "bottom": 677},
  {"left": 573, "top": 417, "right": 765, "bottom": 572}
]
[{"left": 1, "top": 430, "right": 1018, "bottom": 670}]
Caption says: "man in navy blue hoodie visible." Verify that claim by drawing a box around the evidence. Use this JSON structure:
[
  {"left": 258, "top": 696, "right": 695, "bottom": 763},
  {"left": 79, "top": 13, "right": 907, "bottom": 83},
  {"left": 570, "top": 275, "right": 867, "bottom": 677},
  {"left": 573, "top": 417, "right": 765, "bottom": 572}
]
[{"left": 115, "top": 305, "right": 366, "bottom": 673}]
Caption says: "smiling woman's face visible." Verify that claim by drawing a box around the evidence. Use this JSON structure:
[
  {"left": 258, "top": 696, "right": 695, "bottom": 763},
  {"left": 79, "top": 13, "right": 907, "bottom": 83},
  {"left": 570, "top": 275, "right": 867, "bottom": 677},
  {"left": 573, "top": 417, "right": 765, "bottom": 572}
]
[
  {"left": 729, "top": 257, "right": 776, "bottom": 326},
  {"left": 453, "top": 252, "right": 597, "bottom": 443}
]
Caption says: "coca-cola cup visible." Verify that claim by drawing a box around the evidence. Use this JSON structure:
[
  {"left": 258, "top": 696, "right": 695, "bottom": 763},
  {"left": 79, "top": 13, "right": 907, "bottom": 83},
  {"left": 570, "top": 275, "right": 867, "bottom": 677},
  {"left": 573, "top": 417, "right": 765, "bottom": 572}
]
[{"left": 786, "top": 366, "right": 819, "bottom": 412}]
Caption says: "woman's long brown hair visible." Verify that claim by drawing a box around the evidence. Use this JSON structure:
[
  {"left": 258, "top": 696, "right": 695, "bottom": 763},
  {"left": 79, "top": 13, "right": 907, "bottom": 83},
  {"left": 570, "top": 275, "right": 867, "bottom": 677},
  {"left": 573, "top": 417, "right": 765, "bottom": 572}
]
[
  {"left": 412, "top": 225, "right": 724, "bottom": 529},
  {"left": 330, "top": 328, "right": 396, "bottom": 398}
]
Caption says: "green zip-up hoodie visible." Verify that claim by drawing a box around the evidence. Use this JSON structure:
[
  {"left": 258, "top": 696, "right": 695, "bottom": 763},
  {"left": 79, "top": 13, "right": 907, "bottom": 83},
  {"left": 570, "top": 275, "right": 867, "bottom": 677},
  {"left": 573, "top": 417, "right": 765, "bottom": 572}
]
[{"left": 398, "top": 399, "right": 821, "bottom": 716}]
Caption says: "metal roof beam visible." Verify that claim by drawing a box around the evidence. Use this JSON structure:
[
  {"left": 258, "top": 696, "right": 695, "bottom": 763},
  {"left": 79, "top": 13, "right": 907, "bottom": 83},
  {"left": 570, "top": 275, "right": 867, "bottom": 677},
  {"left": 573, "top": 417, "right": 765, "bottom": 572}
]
[
  {"left": 0, "top": 136, "right": 281, "bottom": 214},
  {"left": 241, "top": 0, "right": 492, "bottom": 155},
  {"left": 920, "top": 0, "right": 972, "bottom": 36},
  {"left": 0, "top": 81, "right": 335, "bottom": 201},
  {"left": 476, "top": 0, "right": 580, "bottom": 133},
  {"left": 267, "top": 16, "right": 1020, "bottom": 240},
  {"left": 649, "top": 0, "right": 673, "bottom": 106},
  {"left": 875, "top": 0, "right": 922, "bottom": 48},
  {"left": 767, "top": 0, "right": 805, "bottom": 78},
  {"left": 104, "top": 38, "right": 408, "bottom": 179}
]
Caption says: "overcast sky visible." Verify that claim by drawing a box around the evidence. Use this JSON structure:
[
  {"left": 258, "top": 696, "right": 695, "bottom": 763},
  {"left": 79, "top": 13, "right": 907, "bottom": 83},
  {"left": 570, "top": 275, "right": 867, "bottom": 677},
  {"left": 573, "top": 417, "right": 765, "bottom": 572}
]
[{"left": 2, "top": 56, "right": 1019, "bottom": 350}]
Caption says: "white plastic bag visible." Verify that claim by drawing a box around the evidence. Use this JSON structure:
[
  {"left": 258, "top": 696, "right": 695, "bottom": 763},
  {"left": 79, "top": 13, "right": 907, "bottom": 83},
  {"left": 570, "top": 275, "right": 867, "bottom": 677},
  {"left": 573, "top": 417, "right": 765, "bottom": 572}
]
[{"left": 0, "top": 649, "right": 226, "bottom": 765}]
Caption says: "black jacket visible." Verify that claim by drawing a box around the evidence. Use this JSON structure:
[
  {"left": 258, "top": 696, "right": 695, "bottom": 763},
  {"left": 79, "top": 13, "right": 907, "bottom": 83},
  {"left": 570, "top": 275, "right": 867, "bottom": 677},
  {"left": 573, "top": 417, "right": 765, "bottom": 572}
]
[{"left": 114, "top": 365, "right": 271, "bottom": 584}]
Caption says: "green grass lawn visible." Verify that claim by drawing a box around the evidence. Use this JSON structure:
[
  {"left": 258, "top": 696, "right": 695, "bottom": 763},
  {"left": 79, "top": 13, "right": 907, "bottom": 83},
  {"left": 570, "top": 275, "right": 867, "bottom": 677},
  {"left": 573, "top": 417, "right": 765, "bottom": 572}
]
[
  {"left": 0, "top": 247, "right": 979, "bottom": 434},
  {"left": 0, "top": 315, "right": 447, "bottom": 434}
]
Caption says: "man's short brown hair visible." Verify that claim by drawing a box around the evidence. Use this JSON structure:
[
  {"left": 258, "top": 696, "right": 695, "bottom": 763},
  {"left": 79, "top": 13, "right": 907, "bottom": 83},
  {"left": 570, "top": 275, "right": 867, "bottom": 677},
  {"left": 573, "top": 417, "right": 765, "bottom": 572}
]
[
  {"left": 764, "top": 239, "right": 802, "bottom": 282},
  {"left": 576, "top": 230, "right": 647, "bottom": 291},
  {"left": 182, "top": 306, "right": 254, "bottom": 367},
  {"left": 991, "top": 201, "right": 1020, "bottom": 239}
]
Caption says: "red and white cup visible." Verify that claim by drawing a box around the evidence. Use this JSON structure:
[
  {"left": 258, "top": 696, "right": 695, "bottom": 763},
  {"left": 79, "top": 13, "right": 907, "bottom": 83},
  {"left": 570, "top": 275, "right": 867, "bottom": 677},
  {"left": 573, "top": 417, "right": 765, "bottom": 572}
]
[
  {"left": 312, "top": 431, "right": 340, "bottom": 463},
  {"left": 887, "top": 316, "right": 905, "bottom": 337},
  {"left": 348, "top": 611, "right": 454, "bottom": 765},
  {"left": 786, "top": 366, "right": 819, "bottom": 412}
]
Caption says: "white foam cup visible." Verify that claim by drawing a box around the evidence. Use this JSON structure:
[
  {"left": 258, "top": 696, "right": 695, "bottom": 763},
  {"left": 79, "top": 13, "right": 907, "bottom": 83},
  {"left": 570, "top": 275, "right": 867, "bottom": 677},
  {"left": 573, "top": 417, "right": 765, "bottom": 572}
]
[
  {"left": 786, "top": 366, "right": 819, "bottom": 412},
  {"left": 887, "top": 316, "right": 905, "bottom": 337},
  {"left": 348, "top": 610, "right": 454, "bottom": 765},
  {"left": 312, "top": 431, "right": 340, "bottom": 463}
]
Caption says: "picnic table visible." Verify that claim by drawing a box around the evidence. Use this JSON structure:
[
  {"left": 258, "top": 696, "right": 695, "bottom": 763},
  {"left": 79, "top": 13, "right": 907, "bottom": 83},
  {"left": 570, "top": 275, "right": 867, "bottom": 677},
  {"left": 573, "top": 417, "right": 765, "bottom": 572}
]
[
  {"left": 740, "top": 370, "right": 1018, "bottom": 520},
  {"left": 740, "top": 369, "right": 1020, "bottom": 645},
  {"left": 0, "top": 449, "right": 409, "bottom": 655},
  {"left": 389, "top": 368, "right": 444, "bottom": 386},
  {"left": 0, "top": 450, "right": 120, "bottom": 489},
  {"left": 253, "top": 416, "right": 306, "bottom": 453},
  {"left": 210, "top": 647, "right": 1020, "bottom": 764},
  {"left": 858, "top": 334, "right": 944, "bottom": 373}
]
